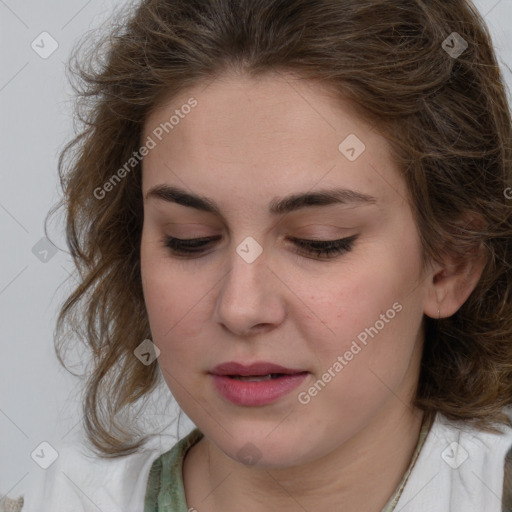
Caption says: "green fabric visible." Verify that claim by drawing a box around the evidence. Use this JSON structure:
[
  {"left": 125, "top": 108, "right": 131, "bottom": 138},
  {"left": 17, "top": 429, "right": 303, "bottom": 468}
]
[
  {"left": 144, "top": 428, "right": 204, "bottom": 512},
  {"left": 144, "top": 419, "right": 432, "bottom": 512}
]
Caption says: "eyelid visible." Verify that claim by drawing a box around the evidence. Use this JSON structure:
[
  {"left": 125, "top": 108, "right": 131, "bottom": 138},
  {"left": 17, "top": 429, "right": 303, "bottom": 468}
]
[{"left": 161, "top": 234, "right": 358, "bottom": 260}]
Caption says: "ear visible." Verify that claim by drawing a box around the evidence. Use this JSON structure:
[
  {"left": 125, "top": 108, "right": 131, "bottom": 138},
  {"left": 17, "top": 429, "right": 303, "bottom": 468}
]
[{"left": 423, "top": 219, "right": 487, "bottom": 319}]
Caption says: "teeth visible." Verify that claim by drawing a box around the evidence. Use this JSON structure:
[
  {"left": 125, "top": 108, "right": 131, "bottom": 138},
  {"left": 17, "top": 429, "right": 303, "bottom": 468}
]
[{"left": 231, "top": 374, "right": 280, "bottom": 381}]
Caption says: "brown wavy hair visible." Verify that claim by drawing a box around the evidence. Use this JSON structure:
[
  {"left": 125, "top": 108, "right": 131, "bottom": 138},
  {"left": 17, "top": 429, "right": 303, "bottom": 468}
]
[{"left": 47, "top": 0, "right": 512, "bottom": 458}]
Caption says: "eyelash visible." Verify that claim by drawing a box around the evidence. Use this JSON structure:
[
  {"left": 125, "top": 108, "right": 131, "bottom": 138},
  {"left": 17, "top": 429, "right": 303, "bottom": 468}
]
[{"left": 162, "top": 234, "right": 358, "bottom": 260}]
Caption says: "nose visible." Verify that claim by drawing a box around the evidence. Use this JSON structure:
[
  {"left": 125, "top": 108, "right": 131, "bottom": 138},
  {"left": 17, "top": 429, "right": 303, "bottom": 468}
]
[{"left": 213, "top": 246, "right": 286, "bottom": 337}]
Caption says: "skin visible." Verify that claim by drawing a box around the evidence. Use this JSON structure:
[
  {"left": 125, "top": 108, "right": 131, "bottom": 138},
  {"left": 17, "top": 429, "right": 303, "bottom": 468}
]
[{"left": 139, "top": 71, "right": 485, "bottom": 512}]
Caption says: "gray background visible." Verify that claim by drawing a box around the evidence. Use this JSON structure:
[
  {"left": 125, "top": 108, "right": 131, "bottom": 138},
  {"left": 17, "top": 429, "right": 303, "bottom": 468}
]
[{"left": 1, "top": 0, "right": 511, "bottom": 500}]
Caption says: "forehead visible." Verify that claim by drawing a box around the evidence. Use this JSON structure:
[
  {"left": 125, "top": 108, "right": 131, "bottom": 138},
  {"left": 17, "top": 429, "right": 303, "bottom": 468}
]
[{"left": 141, "top": 72, "right": 408, "bottom": 212}]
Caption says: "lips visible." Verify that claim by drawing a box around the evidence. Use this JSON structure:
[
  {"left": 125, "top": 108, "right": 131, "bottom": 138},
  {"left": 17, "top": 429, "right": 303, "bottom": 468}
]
[
  {"left": 209, "top": 361, "right": 309, "bottom": 406},
  {"left": 209, "top": 361, "right": 306, "bottom": 377}
]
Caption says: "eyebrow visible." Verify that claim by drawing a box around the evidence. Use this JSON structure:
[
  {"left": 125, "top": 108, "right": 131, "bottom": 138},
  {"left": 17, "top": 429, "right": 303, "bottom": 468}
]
[{"left": 145, "top": 184, "right": 377, "bottom": 215}]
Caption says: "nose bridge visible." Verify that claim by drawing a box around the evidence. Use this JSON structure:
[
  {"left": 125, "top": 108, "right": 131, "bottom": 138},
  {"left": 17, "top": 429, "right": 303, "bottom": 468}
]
[
  {"left": 222, "top": 238, "right": 269, "bottom": 305},
  {"left": 214, "top": 236, "right": 283, "bottom": 334}
]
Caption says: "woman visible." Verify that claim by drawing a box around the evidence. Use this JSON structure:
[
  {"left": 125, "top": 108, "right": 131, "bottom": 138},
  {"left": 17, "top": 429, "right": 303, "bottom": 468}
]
[{"left": 8, "top": 0, "right": 512, "bottom": 511}]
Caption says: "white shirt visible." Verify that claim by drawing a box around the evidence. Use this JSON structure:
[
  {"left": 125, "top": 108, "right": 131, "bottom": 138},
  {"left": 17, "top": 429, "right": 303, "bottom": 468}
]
[
  {"left": 394, "top": 410, "right": 512, "bottom": 511},
  {"left": 8, "top": 409, "right": 512, "bottom": 512},
  {"left": 18, "top": 429, "right": 176, "bottom": 512}
]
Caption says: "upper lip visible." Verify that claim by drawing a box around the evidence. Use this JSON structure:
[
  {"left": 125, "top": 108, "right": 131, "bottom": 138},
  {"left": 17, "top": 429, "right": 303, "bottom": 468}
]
[{"left": 209, "top": 361, "right": 306, "bottom": 376}]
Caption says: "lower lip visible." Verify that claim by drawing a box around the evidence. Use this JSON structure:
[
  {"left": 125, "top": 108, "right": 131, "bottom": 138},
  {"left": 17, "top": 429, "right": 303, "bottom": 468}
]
[{"left": 210, "top": 373, "right": 309, "bottom": 406}]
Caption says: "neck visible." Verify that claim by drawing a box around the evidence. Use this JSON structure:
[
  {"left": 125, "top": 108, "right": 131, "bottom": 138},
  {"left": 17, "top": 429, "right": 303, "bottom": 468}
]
[{"left": 183, "top": 404, "right": 426, "bottom": 512}]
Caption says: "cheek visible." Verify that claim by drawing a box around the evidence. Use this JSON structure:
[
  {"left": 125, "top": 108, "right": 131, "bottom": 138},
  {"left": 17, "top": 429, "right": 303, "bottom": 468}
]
[
  {"left": 141, "top": 268, "right": 208, "bottom": 397},
  {"left": 142, "top": 272, "right": 207, "bottom": 347},
  {"left": 140, "top": 236, "right": 206, "bottom": 354},
  {"left": 296, "top": 263, "right": 396, "bottom": 356},
  {"left": 301, "top": 236, "right": 423, "bottom": 376}
]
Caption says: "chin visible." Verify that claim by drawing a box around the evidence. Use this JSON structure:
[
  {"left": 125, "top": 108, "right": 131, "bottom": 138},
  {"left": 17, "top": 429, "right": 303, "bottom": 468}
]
[{"left": 209, "top": 426, "right": 319, "bottom": 469}]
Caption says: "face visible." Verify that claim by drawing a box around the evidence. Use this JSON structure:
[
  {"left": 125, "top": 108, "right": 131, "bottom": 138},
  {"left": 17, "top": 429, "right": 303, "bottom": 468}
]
[{"left": 140, "top": 71, "right": 430, "bottom": 468}]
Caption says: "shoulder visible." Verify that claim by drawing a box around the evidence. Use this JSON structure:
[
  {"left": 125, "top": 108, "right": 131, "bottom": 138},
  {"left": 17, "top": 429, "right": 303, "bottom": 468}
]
[
  {"left": 439, "top": 407, "right": 512, "bottom": 512},
  {"left": 145, "top": 428, "right": 204, "bottom": 510},
  {"left": 12, "top": 428, "right": 177, "bottom": 512},
  {"left": 396, "top": 408, "right": 512, "bottom": 512},
  {"left": 149, "top": 427, "right": 204, "bottom": 472}
]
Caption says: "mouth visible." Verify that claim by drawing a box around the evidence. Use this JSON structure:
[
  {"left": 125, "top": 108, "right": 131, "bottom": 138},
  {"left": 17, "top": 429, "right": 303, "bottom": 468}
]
[
  {"left": 227, "top": 373, "right": 295, "bottom": 381},
  {"left": 209, "top": 361, "right": 307, "bottom": 378},
  {"left": 208, "top": 361, "right": 309, "bottom": 406}
]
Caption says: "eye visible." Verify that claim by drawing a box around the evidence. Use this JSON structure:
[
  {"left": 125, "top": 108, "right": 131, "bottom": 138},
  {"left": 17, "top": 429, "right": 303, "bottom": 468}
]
[
  {"left": 288, "top": 234, "right": 358, "bottom": 259},
  {"left": 161, "top": 234, "right": 358, "bottom": 260},
  {"left": 162, "top": 235, "right": 221, "bottom": 258}
]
